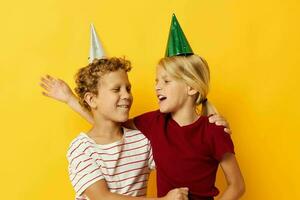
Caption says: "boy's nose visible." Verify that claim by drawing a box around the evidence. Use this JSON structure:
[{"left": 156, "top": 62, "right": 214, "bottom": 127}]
[
  {"left": 155, "top": 82, "right": 162, "bottom": 91},
  {"left": 155, "top": 86, "right": 162, "bottom": 92},
  {"left": 121, "top": 91, "right": 131, "bottom": 99}
]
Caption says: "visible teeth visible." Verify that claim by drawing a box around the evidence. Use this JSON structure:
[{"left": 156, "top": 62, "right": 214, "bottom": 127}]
[
  {"left": 158, "top": 95, "right": 166, "bottom": 100},
  {"left": 118, "top": 105, "right": 129, "bottom": 108}
]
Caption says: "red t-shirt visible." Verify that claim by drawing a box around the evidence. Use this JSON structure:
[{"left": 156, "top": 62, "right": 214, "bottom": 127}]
[{"left": 134, "top": 110, "right": 235, "bottom": 200}]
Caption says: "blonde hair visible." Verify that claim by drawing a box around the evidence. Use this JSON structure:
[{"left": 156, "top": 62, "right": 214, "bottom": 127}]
[
  {"left": 74, "top": 57, "right": 132, "bottom": 111},
  {"left": 157, "top": 54, "right": 218, "bottom": 116}
]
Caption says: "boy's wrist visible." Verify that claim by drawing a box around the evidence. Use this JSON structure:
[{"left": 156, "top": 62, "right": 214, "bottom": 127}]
[{"left": 66, "top": 94, "right": 77, "bottom": 105}]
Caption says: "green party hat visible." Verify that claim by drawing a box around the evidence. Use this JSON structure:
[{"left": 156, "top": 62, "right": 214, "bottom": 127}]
[{"left": 165, "top": 14, "right": 194, "bottom": 57}]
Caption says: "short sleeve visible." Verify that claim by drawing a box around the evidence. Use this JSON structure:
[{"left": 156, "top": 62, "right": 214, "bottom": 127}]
[
  {"left": 210, "top": 125, "right": 235, "bottom": 161},
  {"left": 67, "top": 139, "right": 104, "bottom": 196},
  {"left": 133, "top": 110, "right": 160, "bottom": 138}
]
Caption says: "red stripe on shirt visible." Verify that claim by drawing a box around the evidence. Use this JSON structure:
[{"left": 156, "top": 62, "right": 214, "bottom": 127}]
[
  {"left": 101, "top": 165, "right": 148, "bottom": 176},
  {"left": 90, "top": 143, "right": 148, "bottom": 157},
  {"left": 100, "top": 137, "right": 147, "bottom": 151},
  {"left": 123, "top": 186, "right": 147, "bottom": 194},
  {"left": 68, "top": 139, "right": 93, "bottom": 155},
  {"left": 75, "top": 158, "right": 93, "bottom": 170},
  {"left": 77, "top": 163, "right": 92, "bottom": 174},
  {"left": 96, "top": 151, "right": 149, "bottom": 162},
  {"left": 69, "top": 142, "right": 85, "bottom": 157},
  {"left": 106, "top": 172, "right": 150, "bottom": 183},
  {"left": 71, "top": 163, "right": 98, "bottom": 182},
  {"left": 125, "top": 132, "right": 143, "bottom": 138},
  {"left": 101, "top": 158, "right": 149, "bottom": 170},
  {"left": 70, "top": 153, "right": 84, "bottom": 166},
  {"left": 108, "top": 179, "right": 148, "bottom": 190}
]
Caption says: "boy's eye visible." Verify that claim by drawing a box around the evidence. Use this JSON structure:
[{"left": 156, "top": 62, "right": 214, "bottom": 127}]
[
  {"left": 112, "top": 88, "right": 120, "bottom": 92},
  {"left": 164, "top": 80, "right": 170, "bottom": 83},
  {"left": 126, "top": 86, "right": 131, "bottom": 93}
]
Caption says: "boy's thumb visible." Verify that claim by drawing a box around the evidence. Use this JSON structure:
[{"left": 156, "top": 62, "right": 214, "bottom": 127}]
[{"left": 180, "top": 187, "right": 189, "bottom": 191}]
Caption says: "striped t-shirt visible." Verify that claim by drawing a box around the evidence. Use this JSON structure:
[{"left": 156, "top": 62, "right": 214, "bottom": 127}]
[{"left": 67, "top": 127, "right": 155, "bottom": 200}]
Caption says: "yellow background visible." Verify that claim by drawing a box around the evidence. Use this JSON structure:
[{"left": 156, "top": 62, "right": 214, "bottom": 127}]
[{"left": 0, "top": 0, "right": 299, "bottom": 199}]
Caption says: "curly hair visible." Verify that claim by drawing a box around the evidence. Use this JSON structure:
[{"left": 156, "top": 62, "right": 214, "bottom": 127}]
[{"left": 74, "top": 57, "right": 132, "bottom": 111}]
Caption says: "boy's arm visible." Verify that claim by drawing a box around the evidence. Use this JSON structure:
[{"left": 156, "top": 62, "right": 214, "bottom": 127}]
[
  {"left": 40, "top": 75, "right": 94, "bottom": 124},
  {"left": 84, "top": 179, "right": 188, "bottom": 200},
  {"left": 218, "top": 153, "right": 245, "bottom": 200},
  {"left": 66, "top": 94, "right": 94, "bottom": 124}
]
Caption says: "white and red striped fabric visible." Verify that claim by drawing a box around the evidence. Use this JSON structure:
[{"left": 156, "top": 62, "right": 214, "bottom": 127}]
[{"left": 67, "top": 128, "right": 155, "bottom": 200}]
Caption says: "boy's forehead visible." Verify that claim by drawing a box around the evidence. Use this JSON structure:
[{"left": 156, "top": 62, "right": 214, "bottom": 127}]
[
  {"left": 100, "top": 70, "right": 130, "bottom": 85},
  {"left": 156, "top": 66, "right": 169, "bottom": 78}
]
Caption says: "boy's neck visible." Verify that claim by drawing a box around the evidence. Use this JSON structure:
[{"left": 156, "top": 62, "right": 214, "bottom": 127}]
[
  {"left": 171, "top": 105, "right": 199, "bottom": 127},
  {"left": 88, "top": 115, "right": 123, "bottom": 144}
]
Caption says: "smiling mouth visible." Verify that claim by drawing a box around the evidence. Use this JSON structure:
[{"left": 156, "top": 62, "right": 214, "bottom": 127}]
[
  {"left": 157, "top": 95, "right": 167, "bottom": 102},
  {"left": 117, "top": 105, "right": 130, "bottom": 109}
]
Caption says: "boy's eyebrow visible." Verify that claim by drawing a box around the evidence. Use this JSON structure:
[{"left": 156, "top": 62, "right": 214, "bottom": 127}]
[
  {"left": 155, "top": 75, "right": 169, "bottom": 81},
  {"left": 109, "top": 83, "right": 131, "bottom": 88},
  {"left": 161, "top": 75, "right": 170, "bottom": 79}
]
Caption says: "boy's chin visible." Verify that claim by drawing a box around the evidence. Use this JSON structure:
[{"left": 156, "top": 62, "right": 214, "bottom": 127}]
[
  {"left": 118, "top": 118, "right": 128, "bottom": 123},
  {"left": 115, "top": 115, "right": 129, "bottom": 123},
  {"left": 159, "top": 107, "right": 170, "bottom": 113}
]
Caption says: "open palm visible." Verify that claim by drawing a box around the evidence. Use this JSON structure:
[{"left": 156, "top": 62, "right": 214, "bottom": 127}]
[{"left": 40, "top": 75, "right": 74, "bottom": 103}]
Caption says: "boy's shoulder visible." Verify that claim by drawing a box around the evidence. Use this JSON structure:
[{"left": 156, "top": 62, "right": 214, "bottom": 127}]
[
  {"left": 123, "top": 127, "right": 147, "bottom": 140},
  {"left": 66, "top": 133, "right": 94, "bottom": 159},
  {"left": 200, "top": 116, "right": 230, "bottom": 142},
  {"left": 135, "top": 110, "right": 163, "bottom": 120}
]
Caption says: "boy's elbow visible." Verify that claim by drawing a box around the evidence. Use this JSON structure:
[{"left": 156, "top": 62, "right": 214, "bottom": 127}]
[
  {"left": 228, "top": 178, "right": 245, "bottom": 198},
  {"left": 236, "top": 180, "right": 246, "bottom": 197}
]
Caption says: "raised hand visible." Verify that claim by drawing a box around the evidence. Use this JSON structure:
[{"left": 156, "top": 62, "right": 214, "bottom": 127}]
[{"left": 40, "top": 75, "right": 75, "bottom": 104}]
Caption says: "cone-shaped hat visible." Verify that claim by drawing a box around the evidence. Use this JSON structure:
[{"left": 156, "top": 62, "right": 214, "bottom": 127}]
[
  {"left": 89, "top": 24, "right": 105, "bottom": 63},
  {"left": 165, "top": 14, "right": 193, "bottom": 57}
]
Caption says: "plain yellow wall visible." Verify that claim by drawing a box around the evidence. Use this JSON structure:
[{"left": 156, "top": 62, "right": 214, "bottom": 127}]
[{"left": 0, "top": 0, "right": 299, "bottom": 199}]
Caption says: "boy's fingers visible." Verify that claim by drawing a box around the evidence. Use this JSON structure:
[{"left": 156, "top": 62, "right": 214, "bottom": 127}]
[
  {"left": 45, "top": 75, "right": 59, "bottom": 85},
  {"left": 179, "top": 187, "right": 189, "bottom": 194},
  {"left": 209, "top": 116, "right": 222, "bottom": 123},
  {"left": 224, "top": 128, "right": 232, "bottom": 134},
  {"left": 179, "top": 191, "right": 188, "bottom": 200},
  {"left": 57, "top": 78, "right": 65, "bottom": 83},
  {"left": 179, "top": 187, "right": 188, "bottom": 191},
  {"left": 215, "top": 121, "right": 228, "bottom": 127},
  {"left": 209, "top": 115, "right": 230, "bottom": 126},
  {"left": 50, "top": 77, "right": 60, "bottom": 85},
  {"left": 41, "top": 77, "right": 52, "bottom": 86},
  {"left": 180, "top": 189, "right": 188, "bottom": 195},
  {"left": 46, "top": 74, "right": 55, "bottom": 80},
  {"left": 40, "top": 83, "right": 50, "bottom": 91},
  {"left": 208, "top": 114, "right": 222, "bottom": 122},
  {"left": 42, "top": 92, "right": 50, "bottom": 97}
]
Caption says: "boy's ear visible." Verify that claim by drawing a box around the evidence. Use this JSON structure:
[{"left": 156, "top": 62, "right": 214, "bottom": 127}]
[
  {"left": 84, "top": 92, "right": 97, "bottom": 109},
  {"left": 187, "top": 86, "right": 198, "bottom": 96}
]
